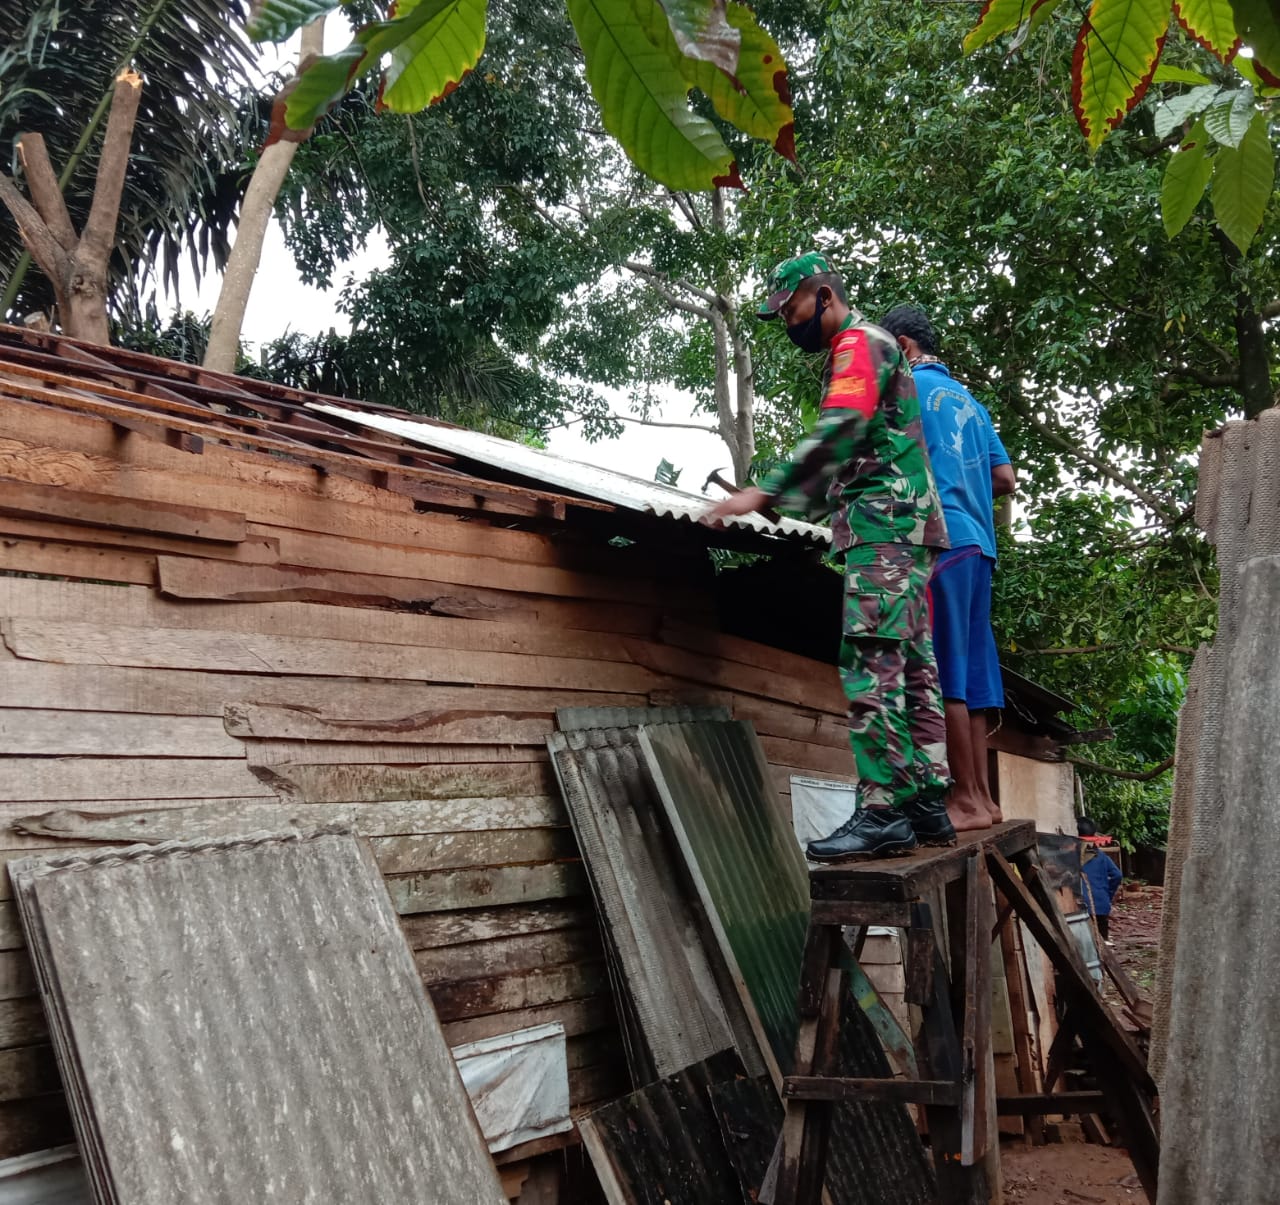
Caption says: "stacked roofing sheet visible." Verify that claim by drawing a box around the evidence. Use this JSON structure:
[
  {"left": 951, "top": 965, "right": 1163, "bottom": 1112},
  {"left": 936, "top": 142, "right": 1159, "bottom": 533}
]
[{"left": 10, "top": 830, "right": 505, "bottom": 1205}]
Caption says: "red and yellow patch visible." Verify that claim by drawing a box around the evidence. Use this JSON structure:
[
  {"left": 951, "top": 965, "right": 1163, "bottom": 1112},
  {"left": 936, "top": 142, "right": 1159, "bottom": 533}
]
[{"left": 821, "top": 329, "right": 879, "bottom": 417}]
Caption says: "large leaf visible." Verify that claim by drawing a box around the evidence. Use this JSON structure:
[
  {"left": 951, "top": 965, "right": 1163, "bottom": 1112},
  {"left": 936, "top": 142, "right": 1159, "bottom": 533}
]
[
  {"left": 381, "top": 0, "right": 488, "bottom": 111},
  {"left": 1201, "top": 86, "right": 1254, "bottom": 146},
  {"left": 1173, "top": 0, "right": 1241, "bottom": 60},
  {"left": 1152, "top": 63, "right": 1214, "bottom": 83},
  {"left": 1211, "top": 108, "right": 1275, "bottom": 250},
  {"left": 1229, "top": 0, "right": 1280, "bottom": 82},
  {"left": 1071, "top": 0, "right": 1171, "bottom": 149},
  {"left": 247, "top": 0, "right": 338, "bottom": 43},
  {"left": 1152, "top": 82, "right": 1223, "bottom": 138},
  {"left": 568, "top": 0, "right": 740, "bottom": 190},
  {"left": 658, "top": 0, "right": 739, "bottom": 71},
  {"left": 279, "top": 0, "right": 482, "bottom": 134},
  {"left": 963, "top": 0, "right": 1035, "bottom": 53},
  {"left": 1009, "top": 0, "right": 1065, "bottom": 51},
  {"left": 681, "top": 1, "right": 795, "bottom": 159},
  {"left": 1161, "top": 120, "right": 1213, "bottom": 235}
]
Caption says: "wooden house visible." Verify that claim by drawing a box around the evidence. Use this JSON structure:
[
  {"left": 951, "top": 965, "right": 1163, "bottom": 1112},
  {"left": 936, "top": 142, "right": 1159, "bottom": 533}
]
[{"left": 0, "top": 324, "right": 1084, "bottom": 1196}]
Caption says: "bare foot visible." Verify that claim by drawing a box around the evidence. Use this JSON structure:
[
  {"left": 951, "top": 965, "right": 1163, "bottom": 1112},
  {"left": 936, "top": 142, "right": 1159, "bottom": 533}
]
[
  {"left": 982, "top": 797, "right": 1004, "bottom": 824},
  {"left": 946, "top": 789, "right": 993, "bottom": 832}
]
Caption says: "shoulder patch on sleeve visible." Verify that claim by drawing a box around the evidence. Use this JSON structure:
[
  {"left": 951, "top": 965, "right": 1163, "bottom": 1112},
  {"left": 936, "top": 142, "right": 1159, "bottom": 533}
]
[{"left": 821, "top": 328, "right": 879, "bottom": 415}]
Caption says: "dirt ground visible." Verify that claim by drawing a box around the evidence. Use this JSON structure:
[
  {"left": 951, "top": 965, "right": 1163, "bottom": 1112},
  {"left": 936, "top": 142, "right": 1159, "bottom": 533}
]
[
  {"left": 1002, "top": 1142, "right": 1147, "bottom": 1204},
  {"left": 998, "top": 881, "right": 1162, "bottom": 1204}
]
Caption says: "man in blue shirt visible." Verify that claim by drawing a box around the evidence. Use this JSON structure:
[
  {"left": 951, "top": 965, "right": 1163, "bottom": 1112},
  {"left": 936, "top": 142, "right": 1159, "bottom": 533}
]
[
  {"left": 1078, "top": 817, "right": 1123, "bottom": 943},
  {"left": 881, "top": 306, "right": 1016, "bottom": 833}
]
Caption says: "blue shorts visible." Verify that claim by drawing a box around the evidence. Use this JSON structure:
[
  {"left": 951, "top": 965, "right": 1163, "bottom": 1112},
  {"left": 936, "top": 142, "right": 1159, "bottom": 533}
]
[{"left": 928, "top": 546, "right": 1004, "bottom": 709}]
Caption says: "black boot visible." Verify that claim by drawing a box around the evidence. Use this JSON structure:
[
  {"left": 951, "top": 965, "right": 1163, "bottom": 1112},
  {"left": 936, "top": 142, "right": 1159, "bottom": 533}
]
[
  {"left": 901, "top": 792, "right": 957, "bottom": 847},
  {"left": 806, "top": 807, "right": 918, "bottom": 862}
]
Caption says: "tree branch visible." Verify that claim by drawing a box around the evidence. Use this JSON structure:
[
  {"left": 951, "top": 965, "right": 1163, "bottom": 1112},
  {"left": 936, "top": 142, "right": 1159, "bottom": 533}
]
[
  {"left": 1164, "top": 363, "right": 1240, "bottom": 389},
  {"left": 624, "top": 261, "right": 718, "bottom": 321},
  {"left": 0, "top": 172, "right": 68, "bottom": 283},
  {"left": 1066, "top": 753, "right": 1174, "bottom": 781},
  {"left": 1019, "top": 642, "right": 1196, "bottom": 656},
  {"left": 609, "top": 413, "right": 718, "bottom": 433},
  {"left": 80, "top": 69, "right": 143, "bottom": 264},
  {"left": 15, "top": 134, "right": 77, "bottom": 254},
  {"left": 1262, "top": 300, "right": 1280, "bottom": 320}
]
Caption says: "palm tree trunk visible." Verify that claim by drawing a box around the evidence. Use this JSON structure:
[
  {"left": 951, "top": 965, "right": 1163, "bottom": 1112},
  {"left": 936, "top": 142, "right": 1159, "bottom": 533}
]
[{"left": 203, "top": 19, "right": 325, "bottom": 374}]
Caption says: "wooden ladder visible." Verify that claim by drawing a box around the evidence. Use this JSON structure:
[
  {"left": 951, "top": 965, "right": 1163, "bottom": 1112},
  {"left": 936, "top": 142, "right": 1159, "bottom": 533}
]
[{"left": 773, "top": 822, "right": 1159, "bottom": 1205}]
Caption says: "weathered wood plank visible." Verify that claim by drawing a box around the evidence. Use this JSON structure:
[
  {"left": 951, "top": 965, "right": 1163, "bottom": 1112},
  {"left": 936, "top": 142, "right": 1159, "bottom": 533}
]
[
  {"left": 0, "top": 757, "right": 273, "bottom": 803},
  {"left": 0, "top": 659, "right": 645, "bottom": 719},
  {"left": 439, "top": 995, "right": 613, "bottom": 1047},
  {"left": 0, "top": 903, "right": 21, "bottom": 951},
  {"left": 661, "top": 618, "right": 838, "bottom": 683},
  {"left": 369, "top": 828, "right": 578, "bottom": 875},
  {"left": 387, "top": 862, "right": 587, "bottom": 915},
  {"left": 627, "top": 638, "right": 846, "bottom": 712},
  {"left": 758, "top": 734, "right": 855, "bottom": 778},
  {"left": 415, "top": 926, "right": 602, "bottom": 984},
  {"left": 157, "top": 559, "right": 660, "bottom": 635},
  {"left": 0, "top": 537, "right": 155, "bottom": 585},
  {"left": 0, "top": 709, "right": 242, "bottom": 757},
  {"left": 0, "top": 514, "right": 277, "bottom": 563},
  {"left": 250, "top": 761, "right": 555, "bottom": 804},
  {"left": 2, "top": 619, "right": 663, "bottom": 693},
  {"left": 0, "top": 475, "right": 246, "bottom": 542},
  {"left": 429, "top": 960, "right": 607, "bottom": 1020},
  {"left": 0, "top": 1044, "right": 58, "bottom": 1102},
  {"left": 0, "top": 998, "right": 46, "bottom": 1047},
  {"left": 8, "top": 795, "right": 566, "bottom": 844},
  {"left": 0, "top": 951, "right": 33, "bottom": 1002},
  {"left": 399, "top": 901, "right": 591, "bottom": 950},
  {"left": 0, "top": 1094, "right": 72, "bottom": 1160},
  {"left": 246, "top": 742, "right": 550, "bottom": 767},
  {"left": 225, "top": 702, "right": 556, "bottom": 745}
]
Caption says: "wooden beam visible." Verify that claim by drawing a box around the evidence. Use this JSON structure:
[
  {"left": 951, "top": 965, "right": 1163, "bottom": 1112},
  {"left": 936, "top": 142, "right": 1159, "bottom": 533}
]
[
  {"left": 995, "top": 1091, "right": 1108, "bottom": 1116},
  {"left": 783, "top": 1076, "right": 960, "bottom": 1107}
]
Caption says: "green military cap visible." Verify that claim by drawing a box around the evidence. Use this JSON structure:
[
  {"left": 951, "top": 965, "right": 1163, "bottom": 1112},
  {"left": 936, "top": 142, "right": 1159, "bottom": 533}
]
[{"left": 757, "top": 251, "right": 832, "bottom": 319}]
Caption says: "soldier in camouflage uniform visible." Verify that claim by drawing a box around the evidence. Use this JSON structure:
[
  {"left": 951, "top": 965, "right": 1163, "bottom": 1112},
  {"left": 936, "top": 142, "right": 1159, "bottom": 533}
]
[{"left": 704, "top": 253, "right": 955, "bottom": 859}]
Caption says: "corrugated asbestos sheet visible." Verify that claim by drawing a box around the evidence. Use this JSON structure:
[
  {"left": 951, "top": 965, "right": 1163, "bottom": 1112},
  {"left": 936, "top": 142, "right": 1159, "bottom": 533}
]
[
  {"left": 307, "top": 402, "right": 833, "bottom": 548},
  {"left": 638, "top": 722, "right": 934, "bottom": 1205},
  {"left": 580, "top": 1050, "right": 771, "bottom": 1205},
  {"left": 546, "top": 727, "right": 761, "bottom": 1083},
  {"left": 10, "top": 831, "right": 506, "bottom": 1205}
]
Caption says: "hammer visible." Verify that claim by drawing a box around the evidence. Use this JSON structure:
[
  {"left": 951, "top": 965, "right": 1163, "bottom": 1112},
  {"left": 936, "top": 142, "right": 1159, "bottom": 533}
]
[{"left": 702, "top": 468, "right": 784, "bottom": 525}]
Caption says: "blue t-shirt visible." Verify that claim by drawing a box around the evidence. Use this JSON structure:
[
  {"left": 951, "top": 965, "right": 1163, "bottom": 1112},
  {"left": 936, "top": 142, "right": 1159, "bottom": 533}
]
[{"left": 912, "top": 362, "right": 1010, "bottom": 559}]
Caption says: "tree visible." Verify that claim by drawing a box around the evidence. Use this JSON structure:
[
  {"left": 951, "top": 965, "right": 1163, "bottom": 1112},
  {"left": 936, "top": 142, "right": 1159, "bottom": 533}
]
[
  {"left": 1, "top": 0, "right": 259, "bottom": 325},
  {"left": 963, "top": 0, "right": 1280, "bottom": 253},
  {"left": 0, "top": 71, "right": 143, "bottom": 343},
  {"left": 204, "top": 19, "right": 326, "bottom": 373}
]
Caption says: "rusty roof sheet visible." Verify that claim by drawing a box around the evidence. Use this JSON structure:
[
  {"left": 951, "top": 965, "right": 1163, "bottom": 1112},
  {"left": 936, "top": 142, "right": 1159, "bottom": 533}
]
[{"left": 10, "top": 831, "right": 506, "bottom": 1205}]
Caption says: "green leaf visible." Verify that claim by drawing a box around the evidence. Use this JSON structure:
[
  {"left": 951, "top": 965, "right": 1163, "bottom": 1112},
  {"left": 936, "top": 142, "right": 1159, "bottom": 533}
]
[
  {"left": 279, "top": 0, "right": 482, "bottom": 133},
  {"left": 1173, "top": 0, "right": 1241, "bottom": 60},
  {"left": 1211, "top": 109, "right": 1275, "bottom": 250},
  {"left": 568, "top": 0, "right": 740, "bottom": 191},
  {"left": 1072, "top": 0, "right": 1172, "bottom": 149},
  {"left": 1009, "top": 0, "right": 1066, "bottom": 51},
  {"left": 381, "top": 0, "right": 488, "bottom": 111},
  {"left": 1229, "top": 0, "right": 1280, "bottom": 82},
  {"left": 1201, "top": 87, "right": 1254, "bottom": 145},
  {"left": 1161, "top": 120, "right": 1213, "bottom": 235},
  {"left": 1152, "top": 63, "right": 1214, "bottom": 83},
  {"left": 963, "top": 0, "right": 1037, "bottom": 53},
  {"left": 681, "top": 1, "right": 795, "bottom": 159},
  {"left": 247, "top": 0, "right": 339, "bottom": 43},
  {"left": 1152, "top": 82, "right": 1222, "bottom": 138},
  {"left": 657, "top": 0, "right": 740, "bottom": 72}
]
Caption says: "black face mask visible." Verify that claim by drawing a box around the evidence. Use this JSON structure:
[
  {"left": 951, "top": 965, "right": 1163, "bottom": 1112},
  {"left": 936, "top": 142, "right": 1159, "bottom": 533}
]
[{"left": 786, "top": 293, "right": 827, "bottom": 353}]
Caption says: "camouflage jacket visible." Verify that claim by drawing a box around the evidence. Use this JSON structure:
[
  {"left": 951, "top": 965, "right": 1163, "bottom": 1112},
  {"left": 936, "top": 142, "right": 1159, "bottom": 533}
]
[{"left": 760, "top": 317, "right": 949, "bottom": 552}]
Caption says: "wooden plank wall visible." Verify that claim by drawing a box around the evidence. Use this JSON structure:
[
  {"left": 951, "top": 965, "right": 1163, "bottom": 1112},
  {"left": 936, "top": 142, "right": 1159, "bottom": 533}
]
[{"left": 0, "top": 396, "right": 858, "bottom": 1168}]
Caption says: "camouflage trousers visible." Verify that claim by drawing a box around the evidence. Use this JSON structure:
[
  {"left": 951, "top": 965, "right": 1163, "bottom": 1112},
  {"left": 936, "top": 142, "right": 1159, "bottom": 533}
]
[{"left": 839, "top": 544, "right": 950, "bottom": 809}]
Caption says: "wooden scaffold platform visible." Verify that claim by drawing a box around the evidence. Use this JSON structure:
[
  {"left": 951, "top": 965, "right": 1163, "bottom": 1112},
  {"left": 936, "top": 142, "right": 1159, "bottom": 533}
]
[{"left": 773, "top": 821, "right": 1159, "bottom": 1205}]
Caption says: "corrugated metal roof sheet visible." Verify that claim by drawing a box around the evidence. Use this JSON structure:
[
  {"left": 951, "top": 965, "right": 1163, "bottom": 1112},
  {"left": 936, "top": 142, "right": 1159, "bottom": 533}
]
[
  {"left": 307, "top": 402, "right": 834, "bottom": 548},
  {"left": 637, "top": 721, "right": 934, "bottom": 1205},
  {"left": 11, "top": 831, "right": 506, "bottom": 1205}
]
